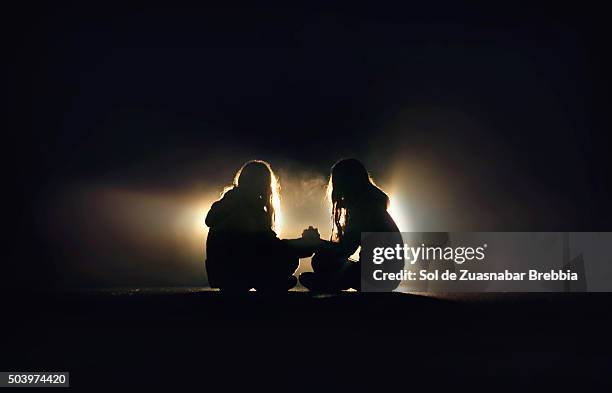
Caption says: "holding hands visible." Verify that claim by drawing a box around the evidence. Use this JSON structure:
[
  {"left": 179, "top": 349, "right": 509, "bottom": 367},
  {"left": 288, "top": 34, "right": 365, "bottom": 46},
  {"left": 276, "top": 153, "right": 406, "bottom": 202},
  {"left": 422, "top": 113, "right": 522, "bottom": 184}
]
[
  {"left": 283, "top": 226, "right": 323, "bottom": 258},
  {"left": 293, "top": 226, "right": 322, "bottom": 256},
  {"left": 301, "top": 226, "right": 321, "bottom": 242}
]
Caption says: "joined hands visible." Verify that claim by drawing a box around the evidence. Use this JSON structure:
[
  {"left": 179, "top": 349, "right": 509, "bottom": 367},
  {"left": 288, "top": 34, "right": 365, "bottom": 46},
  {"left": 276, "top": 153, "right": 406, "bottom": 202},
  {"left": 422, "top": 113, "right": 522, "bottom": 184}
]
[{"left": 301, "top": 226, "right": 320, "bottom": 241}]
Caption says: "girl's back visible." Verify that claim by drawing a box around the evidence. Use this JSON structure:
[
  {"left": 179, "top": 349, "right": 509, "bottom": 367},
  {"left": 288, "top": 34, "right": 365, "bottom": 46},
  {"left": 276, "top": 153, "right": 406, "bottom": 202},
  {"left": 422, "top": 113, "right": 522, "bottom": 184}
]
[{"left": 205, "top": 189, "right": 277, "bottom": 287}]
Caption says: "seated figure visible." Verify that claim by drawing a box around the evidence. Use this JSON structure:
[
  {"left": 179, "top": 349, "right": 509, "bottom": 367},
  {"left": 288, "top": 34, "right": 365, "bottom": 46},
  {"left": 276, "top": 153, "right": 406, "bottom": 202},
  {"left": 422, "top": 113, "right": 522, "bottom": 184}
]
[{"left": 205, "top": 160, "right": 317, "bottom": 292}]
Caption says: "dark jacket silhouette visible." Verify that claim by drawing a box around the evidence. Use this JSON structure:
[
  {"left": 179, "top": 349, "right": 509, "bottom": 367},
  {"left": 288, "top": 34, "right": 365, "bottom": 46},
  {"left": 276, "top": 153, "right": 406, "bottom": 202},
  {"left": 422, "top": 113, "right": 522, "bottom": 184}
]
[{"left": 205, "top": 188, "right": 300, "bottom": 291}]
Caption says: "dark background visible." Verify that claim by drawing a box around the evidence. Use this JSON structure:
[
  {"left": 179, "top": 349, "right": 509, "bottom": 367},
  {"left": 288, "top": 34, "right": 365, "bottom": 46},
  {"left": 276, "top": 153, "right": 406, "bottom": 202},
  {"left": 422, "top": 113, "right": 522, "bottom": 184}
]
[
  {"left": 3, "top": 3, "right": 612, "bottom": 390},
  {"left": 4, "top": 1, "right": 612, "bottom": 290}
]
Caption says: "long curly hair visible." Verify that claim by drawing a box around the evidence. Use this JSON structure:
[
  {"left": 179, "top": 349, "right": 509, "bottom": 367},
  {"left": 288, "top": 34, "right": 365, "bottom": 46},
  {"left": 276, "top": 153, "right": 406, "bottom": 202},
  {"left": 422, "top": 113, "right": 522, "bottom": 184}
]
[
  {"left": 327, "top": 158, "right": 389, "bottom": 241},
  {"left": 223, "top": 160, "right": 281, "bottom": 232}
]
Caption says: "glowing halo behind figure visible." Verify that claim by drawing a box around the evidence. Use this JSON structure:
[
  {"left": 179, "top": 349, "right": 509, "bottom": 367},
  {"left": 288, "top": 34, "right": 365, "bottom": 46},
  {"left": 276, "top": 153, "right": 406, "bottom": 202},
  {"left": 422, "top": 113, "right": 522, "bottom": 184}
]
[
  {"left": 270, "top": 171, "right": 283, "bottom": 236},
  {"left": 388, "top": 191, "right": 410, "bottom": 233}
]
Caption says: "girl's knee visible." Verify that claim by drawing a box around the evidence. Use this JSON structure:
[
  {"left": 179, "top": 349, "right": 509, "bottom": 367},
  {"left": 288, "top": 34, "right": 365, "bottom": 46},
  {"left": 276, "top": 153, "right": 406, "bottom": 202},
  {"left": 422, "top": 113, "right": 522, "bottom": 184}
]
[
  {"left": 311, "top": 254, "right": 346, "bottom": 273},
  {"left": 311, "top": 254, "right": 325, "bottom": 272}
]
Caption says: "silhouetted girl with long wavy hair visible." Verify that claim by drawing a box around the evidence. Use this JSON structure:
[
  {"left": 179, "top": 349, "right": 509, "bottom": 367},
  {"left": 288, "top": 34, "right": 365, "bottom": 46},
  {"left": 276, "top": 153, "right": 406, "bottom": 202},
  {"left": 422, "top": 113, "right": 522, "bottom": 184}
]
[
  {"left": 299, "top": 158, "right": 404, "bottom": 292},
  {"left": 205, "top": 160, "right": 315, "bottom": 291}
]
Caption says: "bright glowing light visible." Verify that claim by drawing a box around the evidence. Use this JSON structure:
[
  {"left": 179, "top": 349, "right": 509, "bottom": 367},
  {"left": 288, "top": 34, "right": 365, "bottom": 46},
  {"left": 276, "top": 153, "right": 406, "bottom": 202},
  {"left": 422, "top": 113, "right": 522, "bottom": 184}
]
[
  {"left": 388, "top": 192, "right": 410, "bottom": 232},
  {"left": 271, "top": 173, "right": 283, "bottom": 236}
]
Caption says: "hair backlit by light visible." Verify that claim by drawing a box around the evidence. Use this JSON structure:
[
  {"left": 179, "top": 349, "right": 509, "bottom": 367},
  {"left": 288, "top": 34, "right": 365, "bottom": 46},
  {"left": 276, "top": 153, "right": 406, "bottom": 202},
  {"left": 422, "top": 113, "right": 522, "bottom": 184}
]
[
  {"left": 221, "top": 160, "right": 282, "bottom": 234},
  {"left": 270, "top": 172, "right": 282, "bottom": 236}
]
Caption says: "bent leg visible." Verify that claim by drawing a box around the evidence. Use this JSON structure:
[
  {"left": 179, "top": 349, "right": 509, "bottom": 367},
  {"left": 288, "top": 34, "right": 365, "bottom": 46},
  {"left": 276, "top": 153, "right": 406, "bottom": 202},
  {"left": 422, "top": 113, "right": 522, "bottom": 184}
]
[
  {"left": 253, "top": 256, "right": 299, "bottom": 292},
  {"left": 256, "top": 275, "right": 298, "bottom": 292},
  {"left": 311, "top": 251, "right": 347, "bottom": 274},
  {"left": 207, "top": 258, "right": 255, "bottom": 291},
  {"left": 300, "top": 255, "right": 356, "bottom": 292}
]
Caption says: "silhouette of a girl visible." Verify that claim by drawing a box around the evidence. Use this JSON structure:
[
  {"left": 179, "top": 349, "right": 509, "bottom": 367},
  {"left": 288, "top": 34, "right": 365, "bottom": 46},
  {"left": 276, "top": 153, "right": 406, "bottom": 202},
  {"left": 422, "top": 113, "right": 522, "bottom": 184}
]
[
  {"left": 299, "top": 158, "right": 404, "bottom": 292},
  {"left": 205, "top": 160, "right": 314, "bottom": 291}
]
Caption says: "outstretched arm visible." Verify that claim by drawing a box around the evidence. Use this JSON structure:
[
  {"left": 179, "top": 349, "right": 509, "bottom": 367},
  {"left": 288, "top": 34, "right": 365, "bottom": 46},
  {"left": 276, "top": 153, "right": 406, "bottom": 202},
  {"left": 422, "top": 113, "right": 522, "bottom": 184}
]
[
  {"left": 316, "top": 231, "right": 360, "bottom": 259},
  {"left": 281, "top": 226, "right": 324, "bottom": 258},
  {"left": 283, "top": 238, "right": 322, "bottom": 258}
]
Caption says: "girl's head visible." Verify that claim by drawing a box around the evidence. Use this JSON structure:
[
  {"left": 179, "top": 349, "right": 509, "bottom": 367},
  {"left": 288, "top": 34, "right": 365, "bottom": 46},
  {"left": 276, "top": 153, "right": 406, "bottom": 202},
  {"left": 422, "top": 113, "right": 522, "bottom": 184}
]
[
  {"left": 327, "top": 158, "right": 389, "bottom": 240},
  {"left": 226, "top": 160, "right": 281, "bottom": 231}
]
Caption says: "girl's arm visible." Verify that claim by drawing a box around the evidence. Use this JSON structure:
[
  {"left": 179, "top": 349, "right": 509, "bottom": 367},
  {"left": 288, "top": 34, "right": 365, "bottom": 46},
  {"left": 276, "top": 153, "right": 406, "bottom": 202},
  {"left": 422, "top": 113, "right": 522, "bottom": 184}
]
[
  {"left": 282, "top": 238, "right": 320, "bottom": 258},
  {"left": 316, "top": 232, "right": 360, "bottom": 259},
  {"left": 317, "top": 208, "right": 368, "bottom": 258}
]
